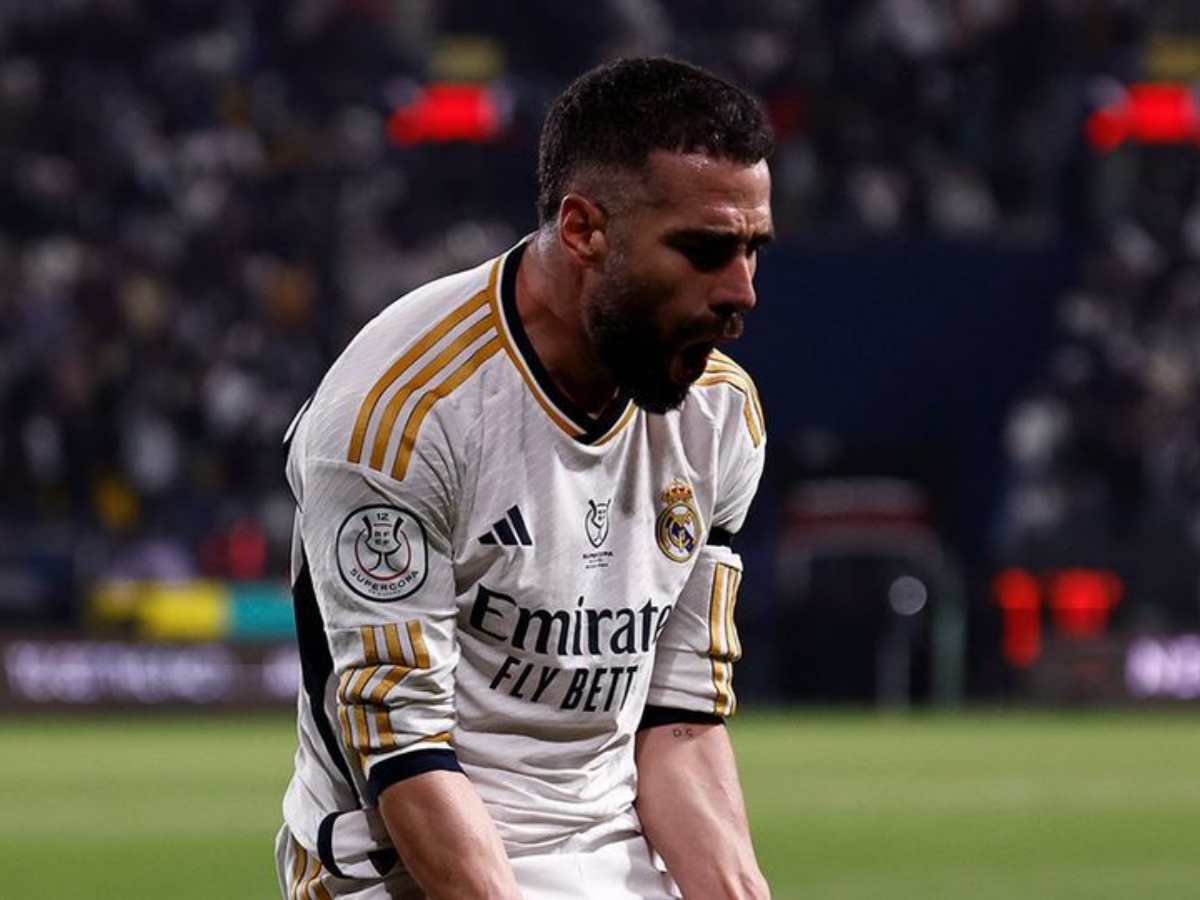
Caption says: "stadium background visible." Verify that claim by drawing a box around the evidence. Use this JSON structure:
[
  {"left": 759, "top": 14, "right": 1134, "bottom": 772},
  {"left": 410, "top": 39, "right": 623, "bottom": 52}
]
[{"left": 2, "top": 1, "right": 1200, "bottom": 897}]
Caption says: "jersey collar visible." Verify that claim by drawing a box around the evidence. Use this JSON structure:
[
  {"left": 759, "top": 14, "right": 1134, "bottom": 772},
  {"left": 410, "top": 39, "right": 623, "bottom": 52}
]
[{"left": 491, "top": 240, "right": 636, "bottom": 445}]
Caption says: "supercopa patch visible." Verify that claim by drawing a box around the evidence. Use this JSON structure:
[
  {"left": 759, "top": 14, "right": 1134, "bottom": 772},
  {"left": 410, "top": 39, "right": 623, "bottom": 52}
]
[{"left": 336, "top": 505, "right": 428, "bottom": 601}]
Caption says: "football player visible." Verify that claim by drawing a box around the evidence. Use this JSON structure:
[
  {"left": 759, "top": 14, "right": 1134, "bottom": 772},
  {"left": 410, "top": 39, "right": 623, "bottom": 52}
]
[{"left": 277, "top": 56, "right": 773, "bottom": 900}]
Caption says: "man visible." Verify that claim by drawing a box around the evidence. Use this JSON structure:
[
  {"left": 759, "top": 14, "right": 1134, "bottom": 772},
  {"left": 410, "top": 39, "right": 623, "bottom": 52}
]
[{"left": 277, "top": 57, "right": 774, "bottom": 899}]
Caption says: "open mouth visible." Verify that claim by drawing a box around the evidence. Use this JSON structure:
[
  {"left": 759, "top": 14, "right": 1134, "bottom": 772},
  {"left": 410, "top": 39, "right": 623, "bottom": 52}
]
[{"left": 677, "top": 341, "right": 715, "bottom": 382}]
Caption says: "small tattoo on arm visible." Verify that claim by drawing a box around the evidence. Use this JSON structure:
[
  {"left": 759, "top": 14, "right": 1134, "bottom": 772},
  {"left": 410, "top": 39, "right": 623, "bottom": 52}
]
[{"left": 670, "top": 726, "right": 696, "bottom": 739}]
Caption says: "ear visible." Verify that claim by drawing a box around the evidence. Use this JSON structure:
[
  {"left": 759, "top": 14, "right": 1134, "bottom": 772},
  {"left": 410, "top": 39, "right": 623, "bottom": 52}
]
[{"left": 556, "top": 192, "right": 609, "bottom": 268}]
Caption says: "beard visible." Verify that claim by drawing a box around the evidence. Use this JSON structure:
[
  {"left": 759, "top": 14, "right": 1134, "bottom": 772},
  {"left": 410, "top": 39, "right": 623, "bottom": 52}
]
[{"left": 584, "top": 264, "right": 739, "bottom": 414}]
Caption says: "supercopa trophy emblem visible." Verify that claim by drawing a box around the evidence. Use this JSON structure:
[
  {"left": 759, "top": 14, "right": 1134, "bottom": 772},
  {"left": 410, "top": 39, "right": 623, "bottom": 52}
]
[
  {"left": 357, "top": 512, "right": 411, "bottom": 577},
  {"left": 585, "top": 498, "right": 612, "bottom": 548},
  {"left": 336, "top": 505, "right": 429, "bottom": 601}
]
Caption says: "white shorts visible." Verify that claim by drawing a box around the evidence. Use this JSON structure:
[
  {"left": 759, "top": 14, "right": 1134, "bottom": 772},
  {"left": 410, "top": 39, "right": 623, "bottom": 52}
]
[{"left": 276, "top": 825, "right": 681, "bottom": 900}]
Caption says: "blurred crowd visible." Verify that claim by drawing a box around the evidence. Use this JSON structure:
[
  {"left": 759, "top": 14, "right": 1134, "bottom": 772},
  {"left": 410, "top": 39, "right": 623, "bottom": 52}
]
[
  {"left": 0, "top": 0, "right": 1183, "bottom": 620},
  {"left": 999, "top": 143, "right": 1200, "bottom": 626}
]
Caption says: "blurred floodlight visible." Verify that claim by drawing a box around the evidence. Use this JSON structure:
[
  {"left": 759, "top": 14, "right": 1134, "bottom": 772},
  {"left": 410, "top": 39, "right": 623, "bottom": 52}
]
[{"left": 888, "top": 575, "right": 928, "bottom": 616}]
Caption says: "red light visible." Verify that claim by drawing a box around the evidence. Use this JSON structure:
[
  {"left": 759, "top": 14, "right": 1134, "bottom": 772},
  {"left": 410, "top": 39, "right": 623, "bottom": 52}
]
[
  {"left": 1048, "top": 568, "right": 1122, "bottom": 638},
  {"left": 387, "top": 83, "right": 501, "bottom": 145},
  {"left": 992, "top": 567, "right": 1125, "bottom": 668},
  {"left": 993, "top": 568, "right": 1042, "bottom": 668},
  {"left": 1129, "top": 83, "right": 1198, "bottom": 142},
  {"left": 1086, "top": 82, "right": 1200, "bottom": 151}
]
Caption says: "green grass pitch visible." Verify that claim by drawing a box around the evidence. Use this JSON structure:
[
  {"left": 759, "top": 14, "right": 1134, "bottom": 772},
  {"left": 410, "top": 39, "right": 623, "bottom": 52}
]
[{"left": 2, "top": 710, "right": 1198, "bottom": 898}]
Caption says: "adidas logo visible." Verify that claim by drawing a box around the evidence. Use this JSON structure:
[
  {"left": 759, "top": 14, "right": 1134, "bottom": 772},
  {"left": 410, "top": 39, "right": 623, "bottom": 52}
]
[{"left": 479, "top": 506, "right": 533, "bottom": 547}]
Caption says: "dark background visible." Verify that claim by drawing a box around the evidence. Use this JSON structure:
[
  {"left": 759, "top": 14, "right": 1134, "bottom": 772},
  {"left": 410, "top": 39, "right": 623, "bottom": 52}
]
[{"left": 4, "top": 0, "right": 1200, "bottom": 709}]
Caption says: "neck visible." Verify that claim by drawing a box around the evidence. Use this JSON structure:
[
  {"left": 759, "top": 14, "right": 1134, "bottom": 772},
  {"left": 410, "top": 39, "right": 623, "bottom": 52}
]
[{"left": 515, "top": 231, "right": 621, "bottom": 417}]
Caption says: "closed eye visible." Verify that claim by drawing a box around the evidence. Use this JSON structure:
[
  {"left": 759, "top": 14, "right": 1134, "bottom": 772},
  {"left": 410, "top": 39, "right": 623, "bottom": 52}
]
[
  {"left": 675, "top": 240, "right": 736, "bottom": 272},
  {"left": 664, "top": 230, "right": 773, "bottom": 272}
]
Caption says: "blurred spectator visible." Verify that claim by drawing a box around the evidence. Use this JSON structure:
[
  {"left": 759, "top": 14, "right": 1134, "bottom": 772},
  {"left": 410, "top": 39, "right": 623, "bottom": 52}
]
[{"left": 998, "top": 141, "right": 1200, "bottom": 627}]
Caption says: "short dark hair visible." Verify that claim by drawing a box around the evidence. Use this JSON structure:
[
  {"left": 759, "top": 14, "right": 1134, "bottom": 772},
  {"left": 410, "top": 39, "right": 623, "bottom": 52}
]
[{"left": 536, "top": 57, "right": 774, "bottom": 225}]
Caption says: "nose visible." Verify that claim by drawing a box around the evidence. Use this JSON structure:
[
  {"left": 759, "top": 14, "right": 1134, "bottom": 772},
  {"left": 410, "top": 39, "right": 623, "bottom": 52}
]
[{"left": 713, "top": 252, "right": 757, "bottom": 315}]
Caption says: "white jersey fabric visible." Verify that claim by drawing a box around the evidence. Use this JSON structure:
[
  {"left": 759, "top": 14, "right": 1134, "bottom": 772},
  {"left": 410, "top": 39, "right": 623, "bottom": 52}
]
[
  {"left": 277, "top": 823, "right": 680, "bottom": 900},
  {"left": 279, "top": 239, "right": 765, "bottom": 892}
]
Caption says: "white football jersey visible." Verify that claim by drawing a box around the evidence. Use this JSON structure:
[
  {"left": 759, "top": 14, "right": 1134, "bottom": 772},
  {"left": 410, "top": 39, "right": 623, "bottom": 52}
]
[{"left": 280, "top": 239, "right": 765, "bottom": 882}]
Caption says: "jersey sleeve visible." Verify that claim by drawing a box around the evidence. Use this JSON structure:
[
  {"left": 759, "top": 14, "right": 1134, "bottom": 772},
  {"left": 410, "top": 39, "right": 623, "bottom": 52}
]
[
  {"left": 645, "top": 383, "right": 766, "bottom": 718},
  {"left": 292, "top": 411, "right": 463, "bottom": 803}
]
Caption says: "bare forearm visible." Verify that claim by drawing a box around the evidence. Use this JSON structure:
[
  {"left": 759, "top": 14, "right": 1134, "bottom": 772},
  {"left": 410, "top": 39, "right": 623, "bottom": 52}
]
[
  {"left": 378, "top": 769, "right": 520, "bottom": 900},
  {"left": 635, "top": 722, "right": 769, "bottom": 900}
]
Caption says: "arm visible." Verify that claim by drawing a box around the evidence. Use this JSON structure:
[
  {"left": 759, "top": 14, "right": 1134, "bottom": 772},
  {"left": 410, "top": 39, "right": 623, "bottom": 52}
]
[
  {"left": 639, "top": 360, "right": 769, "bottom": 897},
  {"left": 636, "top": 721, "right": 768, "bottom": 900},
  {"left": 379, "top": 771, "right": 520, "bottom": 900},
  {"left": 297, "top": 435, "right": 519, "bottom": 896}
]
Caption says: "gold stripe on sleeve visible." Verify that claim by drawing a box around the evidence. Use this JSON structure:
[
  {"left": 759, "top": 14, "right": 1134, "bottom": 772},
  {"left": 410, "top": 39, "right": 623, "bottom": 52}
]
[
  {"left": 348, "top": 665, "right": 379, "bottom": 703},
  {"left": 342, "top": 621, "right": 437, "bottom": 754},
  {"left": 406, "top": 620, "right": 431, "bottom": 669},
  {"left": 694, "top": 373, "right": 764, "bottom": 448},
  {"left": 337, "top": 697, "right": 353, "bottom": 754},
  {"left": 705, "top": 352, "right": 766, "bottom": 433},
  {"left": 350, "top": 701, "right": 369, "bottom": 751},
  {"left": 348, "top": 288, "right": 492, "bottom": 464},
  {"left": 708, "top": 349, "right": 758, "bottom": 386},
  {"left": 742, "top": 401, "right": 764, "bottom": 448},
  {"left": 366, "top": 664, "right": 413, "bottom": 705},
  {"left": 708, "top": 564, "right": 729, "bottom": 715},
  {"left": 382, "top": 623, "right": 407, "bottom": 665},
  {"left": 300, "top": 852, "right": 332, "bottom": 900},
  {"left": 707, "top": 563, "right": 727, "bottom": 656},
  {"left": 368, "top": 313, "right": 497, "bottom": 470},
  {"left": 696, "top": 368, "right": 763, "bottom": 423},
  {"left": 338, "top": 669, "right": 383, "bottom": 733},
  {"left": 727, "top": 568, "right": 744, "bottom": 660},
  {"left": 373, "top": 711, "right": 397, "bottom": 750},
  {"left": 363, "top": 622, "right": 423, "bottom": 704},
  {"left": 361, "top": 626, "right": 380, "bottom": 665},
  {"left": 747, "top": 383, "right": 767, "bottom": 432},
  {"left": 298, "top": 854, "right": 316, "bottom": 900},
  {"left": 303, "top": 846, "right": 324, "bottom": 900},
  {"left": 705, "top": 362, "right": 766, "bottom": 429},
  {"left": 392, "top": 336, "right": 504, "bottom": 480},
  {"left": 714, "top": 664, "right": 730, "bottom": 716},
  {"left": 335, "top": 677, "right": 365, "bottom": 768},
  {"left": 289, "top": 840, "right": 306, "bottom": 900},
  {"left": 336, "top": 676, "right": 352, "bottom": 710}
]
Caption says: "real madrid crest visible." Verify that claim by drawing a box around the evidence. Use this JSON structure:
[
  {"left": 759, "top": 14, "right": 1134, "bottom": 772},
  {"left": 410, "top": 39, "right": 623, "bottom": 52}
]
[{"left": 656, "top": 480, "right": 702, "bottom": 563}]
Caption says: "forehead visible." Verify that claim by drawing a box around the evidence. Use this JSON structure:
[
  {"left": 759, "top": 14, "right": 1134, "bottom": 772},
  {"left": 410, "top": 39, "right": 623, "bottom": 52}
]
[{"left": 637, "top": 151, "right": 772, "bottom": 234}]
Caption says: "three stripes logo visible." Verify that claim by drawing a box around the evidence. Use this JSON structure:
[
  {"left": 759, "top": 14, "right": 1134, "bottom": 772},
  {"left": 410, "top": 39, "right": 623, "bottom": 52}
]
[{"left": 479, "top": 506, "right": 533, "bottom": 547}]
